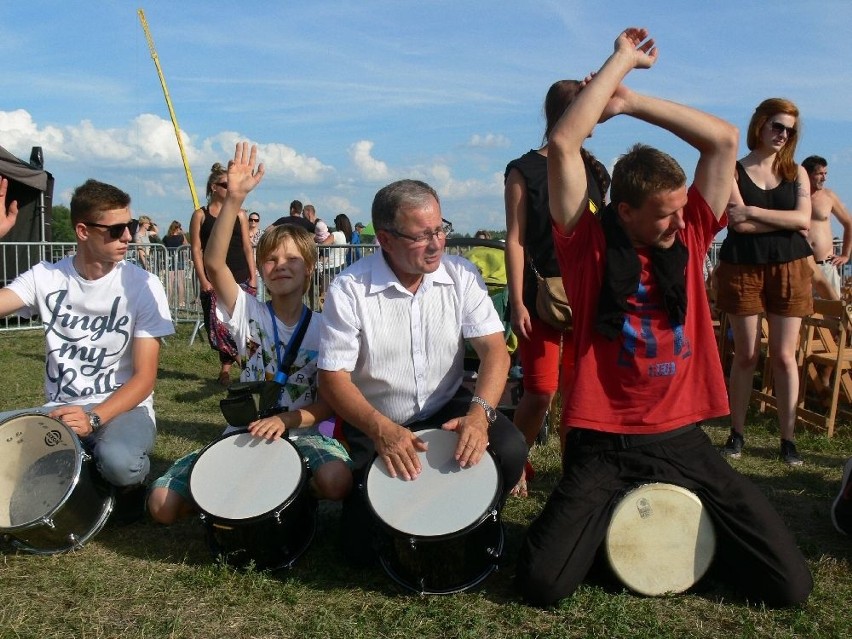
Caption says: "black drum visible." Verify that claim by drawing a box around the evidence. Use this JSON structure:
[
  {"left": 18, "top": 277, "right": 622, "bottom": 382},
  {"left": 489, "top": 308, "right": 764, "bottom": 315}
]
[
  {"left": 365, "top": 428, "right": 503, "bottom": 594},
  {"left": 189, "top": 431, "right": 316, "bottom": 570},
  {"left": 0, "top": 413, "right": 114, "bottom": 554}
]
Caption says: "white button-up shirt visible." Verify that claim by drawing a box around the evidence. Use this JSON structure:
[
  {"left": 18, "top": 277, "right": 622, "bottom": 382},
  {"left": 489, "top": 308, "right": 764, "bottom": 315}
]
[{"left": 318, "top": 251, "right": 504, "bottom": 425}]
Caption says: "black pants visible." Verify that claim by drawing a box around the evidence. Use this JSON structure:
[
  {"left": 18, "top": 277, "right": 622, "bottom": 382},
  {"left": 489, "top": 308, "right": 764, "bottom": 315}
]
[
  {"left": 516, "top": 425, "right": 813, "bottom": 607},
  {"left": 340, "top": 386, "right": 527, "bottom": 565}
]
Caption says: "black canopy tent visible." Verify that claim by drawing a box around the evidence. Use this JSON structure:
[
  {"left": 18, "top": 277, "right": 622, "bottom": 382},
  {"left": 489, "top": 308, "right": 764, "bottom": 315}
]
[{"left": 0, "top": 145, "right": 54, "bottom": 282}]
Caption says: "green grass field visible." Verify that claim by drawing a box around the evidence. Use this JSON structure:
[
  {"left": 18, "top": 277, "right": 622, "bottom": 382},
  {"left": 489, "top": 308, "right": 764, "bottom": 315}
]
[{"left": 1, "top": 325, "right": 851, "bottom": 639}]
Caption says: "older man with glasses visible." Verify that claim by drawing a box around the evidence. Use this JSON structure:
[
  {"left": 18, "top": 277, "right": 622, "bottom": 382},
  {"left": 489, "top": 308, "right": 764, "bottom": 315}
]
[
  {"left": 318, "top": 178, "right": 526, "bottom": 567},
  {"left": 0, "top": 177, "right": 174, "bottom": 525}
]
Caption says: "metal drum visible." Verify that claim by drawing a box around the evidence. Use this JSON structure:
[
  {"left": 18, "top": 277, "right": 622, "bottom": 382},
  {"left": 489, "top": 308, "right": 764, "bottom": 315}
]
[
  {"left": 365, "top": 428, "right": 503, "bottom": 594},
  {"left": 0, "top": 413, "right": 114, "bottom": 554},
  {"left": 189, "top": 431, "right": 316, "bottom": 570}
]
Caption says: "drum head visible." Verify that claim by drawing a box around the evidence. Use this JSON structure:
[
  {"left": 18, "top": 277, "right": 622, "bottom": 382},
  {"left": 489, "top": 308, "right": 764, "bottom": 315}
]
[
  {"left": 0, "top": 414, "right": 81, "bottom": 530},
  {"left": 189, "top": 432, "right": 304, "bottom": 521},
  {"left": 365, "top": 428, "right": 500, "bottom": 538},
  {"left": 605, "top": 482, "right": 716, "bottom": 596}
]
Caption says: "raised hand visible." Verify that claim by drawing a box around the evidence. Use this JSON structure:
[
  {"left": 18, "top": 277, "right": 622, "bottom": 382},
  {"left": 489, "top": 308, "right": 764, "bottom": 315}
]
[
  {"left": 0, "top": 177, "right": 19, "bottom": 239},
  {"left": 614, "top": 27, "right": 658, "bottom": 70},
  {"left": 226, "top": 142, "right": 265, "bottom": 199}
]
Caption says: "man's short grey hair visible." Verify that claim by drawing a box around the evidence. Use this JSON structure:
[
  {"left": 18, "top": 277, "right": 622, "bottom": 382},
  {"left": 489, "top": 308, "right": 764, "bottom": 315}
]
[{"left": 371, "top": 179, "right": 440, "bottom": 231}]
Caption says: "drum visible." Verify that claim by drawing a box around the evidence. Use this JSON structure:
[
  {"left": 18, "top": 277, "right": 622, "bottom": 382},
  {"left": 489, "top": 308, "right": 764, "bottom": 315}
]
[
  {"left": 189, "top": 431, "right": 316, "bottom": 570},
  {"left": 0, "top": 413, "right": 114, "bottom": 554},
  {"left": 365, "top": 428, "right": 503, "bottom": 594},
  {"left": 605, "top": 482, "right": 716, "bottom": 596}
]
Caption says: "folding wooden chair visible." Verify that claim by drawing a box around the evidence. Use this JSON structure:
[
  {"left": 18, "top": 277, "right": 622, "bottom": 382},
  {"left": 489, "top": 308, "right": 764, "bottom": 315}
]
[{"left": 796, "top": 298, "right": 852, "bottom": 438}]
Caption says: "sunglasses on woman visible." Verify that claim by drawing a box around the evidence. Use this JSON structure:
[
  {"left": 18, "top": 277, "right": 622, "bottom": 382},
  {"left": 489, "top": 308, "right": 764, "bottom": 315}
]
[
  {"left": 84, "top": 219, "right": 140, "bottom": 239},
  {"left": 769, "top": 121, "right": 796, "bottom": 138}
]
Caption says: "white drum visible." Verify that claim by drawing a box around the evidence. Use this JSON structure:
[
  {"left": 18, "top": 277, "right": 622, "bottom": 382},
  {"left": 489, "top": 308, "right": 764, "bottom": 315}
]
[
  {"left": 365, "top": 428, "right": 503, "bottom": 594},
  {"left": 0, "top": 413, "right": 114, "bottom": 554},
  {"left": 605, "top": 482, "right": 716, "bottom": 596},
  {"left": 189, "top": 431, "right": 315, "bottom": 570}
]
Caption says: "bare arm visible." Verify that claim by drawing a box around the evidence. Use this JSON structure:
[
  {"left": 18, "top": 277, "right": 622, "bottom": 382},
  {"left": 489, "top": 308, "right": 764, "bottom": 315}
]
[
  {"left": 728, "top": 165, "right": 811, "bottom": 232},
  {"left": 504, "top": 168, "right": 532, "bottom": 340},
  {"left": 442, "top": 331, "right": 509, "bottom": 468},
  {"left": 246, "top": 397, "right": 334, "bottom": 441},
  {"left": 549, "top": 28, "right": 657, "bottom": 234},
  {"left": 0, "top": 288, "right": 25, "bottom": 319},
  {"left": 189, "top": 208, "right": 211, "bottom": 293},
  {"left": 204, "top": 143, "right": 265, "bottom": 316},
  {"left": 830, "top": 189, "right": 852, "bottom": 265},
  {"left": 616, "top": 91, "right": 738, "bottom": 218},
  {"left": 237, "top": 209, "right": 257, "bottom": 289},
  {"left": 0, "top": 181, "right": 28, "bottom": 317},
  {"left": 49, "top": 337, "right": 162, "bottom": 436},
  {"left": 319, "top": 369, "right": 427, "bottom": 480}
]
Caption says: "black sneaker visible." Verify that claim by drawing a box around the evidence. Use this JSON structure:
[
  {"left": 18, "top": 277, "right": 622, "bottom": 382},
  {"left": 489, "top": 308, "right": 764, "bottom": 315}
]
[
  {"left": 109, "top": 484, "right": 148, "bottom": 526},
  {"left": 831, "top": 458, "right": 852, "bottom": 536},
  {"left": 780, "top": 439, "right": 804, "bottom": 466},
  {"left": 722, "top": 430, "right": 744, "bottom": 458}
]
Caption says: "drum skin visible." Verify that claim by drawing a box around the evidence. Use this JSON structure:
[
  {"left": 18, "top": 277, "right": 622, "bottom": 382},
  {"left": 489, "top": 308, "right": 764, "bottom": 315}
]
[
  {"left": 189, "top": 431, "right": 316, "bottom": 570},
  {"left": 605, "top": 482, "right": 716, "bottom": 596},
  {"left": 0, "top": 413, "right": 114, "bottom": 554},
  {"left": 365, "top": 428, "right": 504, "bottom": 594}
]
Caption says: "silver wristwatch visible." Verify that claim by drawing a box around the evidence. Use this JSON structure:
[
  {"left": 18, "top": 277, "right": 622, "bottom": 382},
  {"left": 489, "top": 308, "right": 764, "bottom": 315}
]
[
  {"left": 86, "top": 411, "right": 102, "bottom": 433},
  {"left": 470, "top": 396, "right": 497, "bottom": 424}
]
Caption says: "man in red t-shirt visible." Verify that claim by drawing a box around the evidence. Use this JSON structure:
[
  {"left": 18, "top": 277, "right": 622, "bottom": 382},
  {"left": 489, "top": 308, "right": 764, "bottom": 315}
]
[{"left": 516, "top": 27, "right": 812, "bottom": 608}]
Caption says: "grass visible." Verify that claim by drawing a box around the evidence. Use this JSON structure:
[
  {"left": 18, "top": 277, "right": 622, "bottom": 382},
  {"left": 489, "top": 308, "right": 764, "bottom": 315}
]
[{"left": 1, "top": 325, "right": 851, "bottom": 639}]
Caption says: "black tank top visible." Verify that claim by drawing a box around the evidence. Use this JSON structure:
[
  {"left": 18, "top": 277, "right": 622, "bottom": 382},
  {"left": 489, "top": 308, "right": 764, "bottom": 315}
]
[
  {"left": 199, "top": 207, "right": 251, "bottom": 283},
  {"left": 505, "top": 149, "right": 607, "bottom": 311},
  {"left": 718, "top": 162, "right": 811, "bottom": 264}
]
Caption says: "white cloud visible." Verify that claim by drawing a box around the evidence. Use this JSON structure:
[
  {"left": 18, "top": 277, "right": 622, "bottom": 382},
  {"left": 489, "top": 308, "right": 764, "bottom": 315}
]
[
  {"left": 349, "top": 140, "right": 390, "bottom": 181},
  {"left": 411, "top": 163, "right": 502, "bottom": 200},
  {"left": 1, "top": 110, "right": 334, "bottom": 184},
  {"left": 0, "top": 109, "right": 71, "bottom": 161},
  {"left": 467, "top": 133, "right": 510, "bottom": 149},
  {"left": 255, "top": 141, "right": 333, "bottom": 184}
]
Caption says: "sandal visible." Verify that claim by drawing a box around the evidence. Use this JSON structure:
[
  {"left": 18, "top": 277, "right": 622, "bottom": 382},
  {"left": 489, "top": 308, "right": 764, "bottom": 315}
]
[{"left": 510, "top": 460, "right": 536, "bottom": 498}]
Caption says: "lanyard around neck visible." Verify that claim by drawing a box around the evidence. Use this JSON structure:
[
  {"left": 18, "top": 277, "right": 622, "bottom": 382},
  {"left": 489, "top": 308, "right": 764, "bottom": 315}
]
[{"left": 267, "top": 302, "right": 309, "bottom": 385}]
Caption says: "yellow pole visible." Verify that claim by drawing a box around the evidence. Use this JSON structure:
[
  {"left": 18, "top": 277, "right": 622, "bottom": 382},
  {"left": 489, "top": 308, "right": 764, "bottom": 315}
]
[{"left": 137, "top": 8, "right": 200, "bottom": 210}]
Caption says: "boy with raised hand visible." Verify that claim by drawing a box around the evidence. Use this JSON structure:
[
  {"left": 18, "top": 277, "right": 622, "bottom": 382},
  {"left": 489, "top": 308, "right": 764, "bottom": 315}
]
[{"left": 148, "top": 143, "right": 351, "bottom": 524}]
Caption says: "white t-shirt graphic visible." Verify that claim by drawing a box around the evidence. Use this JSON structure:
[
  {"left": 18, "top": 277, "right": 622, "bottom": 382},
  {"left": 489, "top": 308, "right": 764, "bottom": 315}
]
[{"left": 7, "top": 257, "right": 174, "bottom": 408}]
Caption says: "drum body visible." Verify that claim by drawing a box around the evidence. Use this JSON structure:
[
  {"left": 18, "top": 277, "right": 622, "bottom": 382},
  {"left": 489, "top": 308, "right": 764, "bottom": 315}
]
[
  {"left": 0, "top": 413, "right": 114, "bottom": 554},
  {"left": 365, "top": 428, "right": 503, "bottom": 594},
  {"left": 189, "top": 431, "right": 316, "bottom": 570},
  {"left": 605, "top": 482, "right": 716, "bottom": 596}
]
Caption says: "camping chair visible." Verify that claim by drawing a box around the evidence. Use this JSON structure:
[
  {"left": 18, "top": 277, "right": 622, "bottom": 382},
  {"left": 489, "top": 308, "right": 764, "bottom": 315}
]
[{"left": 796, "top": 298, "right": 852, "bottom": 437}]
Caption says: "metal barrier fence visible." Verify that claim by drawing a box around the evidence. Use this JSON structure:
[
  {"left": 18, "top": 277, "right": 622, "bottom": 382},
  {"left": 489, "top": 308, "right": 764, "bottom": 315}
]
[
  {"left": 4, "top": 239, "right": 846, "bottom": 334},
  {"left": 0, "top": 240, "right": 380, "bottom": 334}
]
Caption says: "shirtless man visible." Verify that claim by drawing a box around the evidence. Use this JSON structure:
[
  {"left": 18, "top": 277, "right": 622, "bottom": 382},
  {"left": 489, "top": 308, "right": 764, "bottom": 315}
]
[{"left": 803, "top": 155, "right": 852, "bottom": 297}]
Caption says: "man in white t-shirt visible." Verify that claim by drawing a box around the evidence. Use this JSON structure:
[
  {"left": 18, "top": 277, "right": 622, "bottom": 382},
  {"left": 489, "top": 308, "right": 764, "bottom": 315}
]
[
  {"left": 0, "top": 177, "right": 174, "bottom": 521},
  {"left": 318, "top": 178, "right": 526, "bottom": 564}
]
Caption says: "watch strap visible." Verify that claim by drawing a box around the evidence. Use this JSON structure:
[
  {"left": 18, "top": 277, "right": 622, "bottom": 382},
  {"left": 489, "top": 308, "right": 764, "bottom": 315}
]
[{"left": 470, "top": 395, "right": 497, "bottom": 423}]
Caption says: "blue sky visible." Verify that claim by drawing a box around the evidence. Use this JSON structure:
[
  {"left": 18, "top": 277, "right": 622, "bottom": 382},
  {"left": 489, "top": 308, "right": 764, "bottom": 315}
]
[{"left": 3, "top": 1, "right": 852, "bottom": 236}]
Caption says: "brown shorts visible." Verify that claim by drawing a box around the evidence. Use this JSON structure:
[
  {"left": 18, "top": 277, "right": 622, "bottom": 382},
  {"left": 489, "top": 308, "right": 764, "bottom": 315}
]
[{"left": 715, "top": 258, "right": 813, "bottom": 317}]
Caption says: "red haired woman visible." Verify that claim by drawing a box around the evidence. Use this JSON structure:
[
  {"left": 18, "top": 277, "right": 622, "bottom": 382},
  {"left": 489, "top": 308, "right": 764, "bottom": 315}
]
[{"left": 716, "top": 98, "right": 812, "bottom": 465}]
